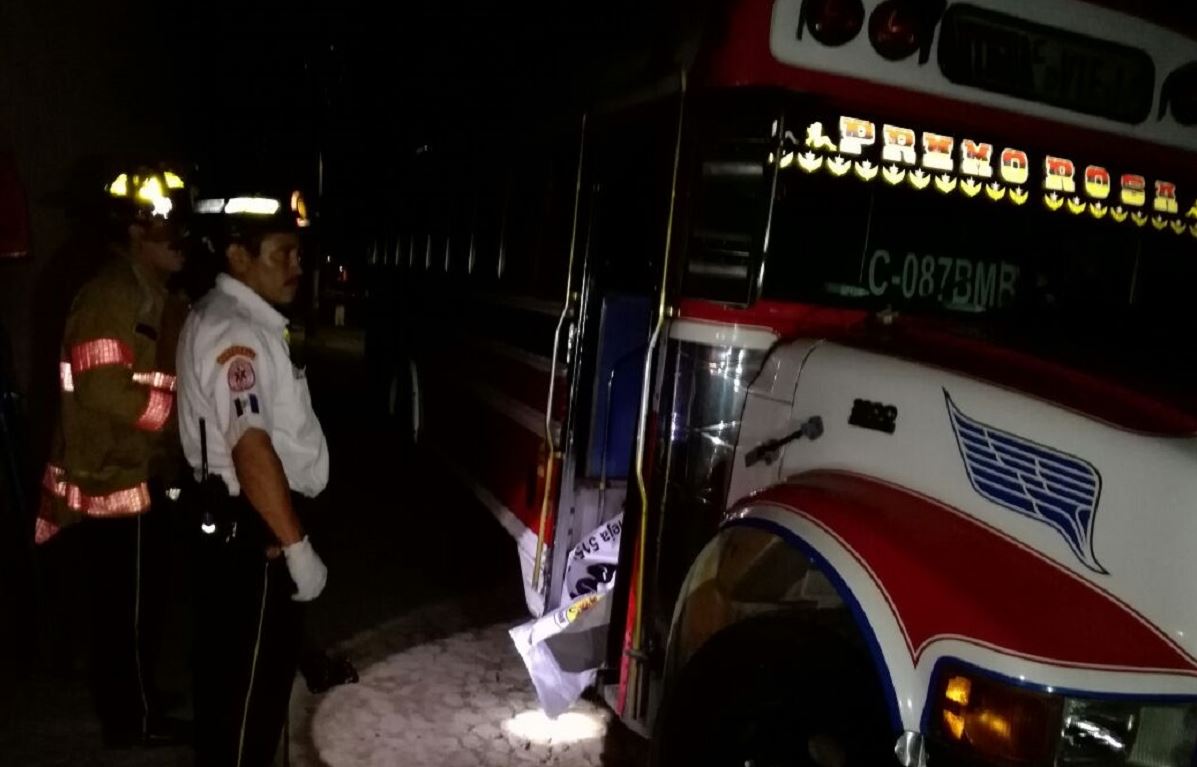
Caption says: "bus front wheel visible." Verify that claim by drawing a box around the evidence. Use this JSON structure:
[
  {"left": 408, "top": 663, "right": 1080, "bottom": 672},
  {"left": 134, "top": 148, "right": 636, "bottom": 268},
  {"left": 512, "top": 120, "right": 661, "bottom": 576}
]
[{"left": 651, "top": 614, "right": 894, "bottom": 767}]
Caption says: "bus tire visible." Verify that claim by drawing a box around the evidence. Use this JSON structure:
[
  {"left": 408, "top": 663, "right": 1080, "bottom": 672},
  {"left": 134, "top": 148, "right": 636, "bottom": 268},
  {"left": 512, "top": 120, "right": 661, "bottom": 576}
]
[{"left": 651, "top": 613, "right": 893, "bottom": 767}]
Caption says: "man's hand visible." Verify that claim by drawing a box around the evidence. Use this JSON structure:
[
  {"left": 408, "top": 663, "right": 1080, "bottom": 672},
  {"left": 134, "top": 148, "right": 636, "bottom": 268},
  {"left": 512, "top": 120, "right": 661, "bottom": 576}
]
[{"left": 284, "top": 536, "right": 327, "bottom": 601}]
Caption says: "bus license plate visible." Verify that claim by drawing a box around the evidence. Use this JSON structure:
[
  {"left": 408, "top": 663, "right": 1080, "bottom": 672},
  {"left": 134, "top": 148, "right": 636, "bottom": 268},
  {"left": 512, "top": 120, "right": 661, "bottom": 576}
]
[{"left": 865, "top": 250, "right": 1020, "bottom": 310}]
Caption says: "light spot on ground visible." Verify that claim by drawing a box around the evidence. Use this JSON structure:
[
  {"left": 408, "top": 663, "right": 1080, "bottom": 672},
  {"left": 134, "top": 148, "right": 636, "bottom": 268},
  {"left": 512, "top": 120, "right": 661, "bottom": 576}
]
[
  {"left": 291, "top": 622, "right": 614, "bottom": 766},
  {"left": 502, "top": 709, "right": 607, "bottom": 746}
]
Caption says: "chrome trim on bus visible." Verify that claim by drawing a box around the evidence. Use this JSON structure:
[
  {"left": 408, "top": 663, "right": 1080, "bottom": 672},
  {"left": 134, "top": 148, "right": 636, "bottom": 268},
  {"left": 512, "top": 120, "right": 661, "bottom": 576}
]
[
  {"left": 668, "top": 318, "right": 779, "bottom": 351},
  {"left": 533, "top": 113, "right": 589, "bottom": 589},
  {"left": 630, "top": 71, "right": 688, "bottom": 721},
  {"left": 756, "top": 111, "right": 786, "bottom": 300}
]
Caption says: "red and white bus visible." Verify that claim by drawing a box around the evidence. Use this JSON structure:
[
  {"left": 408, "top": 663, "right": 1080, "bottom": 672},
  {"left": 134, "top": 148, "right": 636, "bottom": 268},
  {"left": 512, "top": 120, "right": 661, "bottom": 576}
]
[{"left": 368, "top": 0, "right": 1197, "bottom": 763}]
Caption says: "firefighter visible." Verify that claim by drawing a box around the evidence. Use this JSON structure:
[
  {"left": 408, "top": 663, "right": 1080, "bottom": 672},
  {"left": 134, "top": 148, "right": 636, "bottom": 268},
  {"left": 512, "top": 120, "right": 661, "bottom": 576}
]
[
  {"left": 34, "top": 166, "right": 192, "bottom": 748},
  {"left": 177, "top": 188, "right": 328, "bottom": 766}
]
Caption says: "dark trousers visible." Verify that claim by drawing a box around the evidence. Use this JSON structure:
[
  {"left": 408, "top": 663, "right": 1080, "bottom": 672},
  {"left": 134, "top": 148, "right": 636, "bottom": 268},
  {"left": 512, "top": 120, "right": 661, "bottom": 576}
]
[
  {"left": 84, "top": 507, "right": 170, "bottom": 740},
  {"left": 193, "top": 498, "right": 302, "bottom": 767}
]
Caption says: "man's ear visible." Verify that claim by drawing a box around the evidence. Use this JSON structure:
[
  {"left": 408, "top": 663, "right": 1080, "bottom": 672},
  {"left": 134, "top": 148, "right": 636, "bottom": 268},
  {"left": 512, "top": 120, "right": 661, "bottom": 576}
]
[
  {"left": 127, "top": 223, "right": 144, "bottom": 245},
  {"left": 225, "top": 243, "right": 252, "bottom": 276}
]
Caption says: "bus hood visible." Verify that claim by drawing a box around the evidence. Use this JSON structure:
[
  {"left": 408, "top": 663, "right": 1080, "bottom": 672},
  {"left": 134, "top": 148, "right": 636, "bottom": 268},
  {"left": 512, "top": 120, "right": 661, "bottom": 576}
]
[{"left": 729, "top": 339, "right": 1197, "bottom": 672}]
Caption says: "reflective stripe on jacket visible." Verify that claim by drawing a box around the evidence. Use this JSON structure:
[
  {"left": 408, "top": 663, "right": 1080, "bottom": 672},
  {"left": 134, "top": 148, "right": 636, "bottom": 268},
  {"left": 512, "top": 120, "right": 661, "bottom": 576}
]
[{"left": 35, "top": 255, "right": 185, "bottom": 543}]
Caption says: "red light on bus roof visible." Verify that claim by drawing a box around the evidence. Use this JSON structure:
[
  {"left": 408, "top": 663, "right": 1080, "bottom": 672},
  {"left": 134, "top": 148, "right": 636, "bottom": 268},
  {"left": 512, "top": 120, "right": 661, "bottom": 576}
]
[
  {"left": 799, "top": 0, "right": 865, "bottom": 47},
  {"left": 869, "top": 1, "right": 919, "bottom": 60},
  {"left": 868, "top": 0, "right": 945, "bottom": 62}
]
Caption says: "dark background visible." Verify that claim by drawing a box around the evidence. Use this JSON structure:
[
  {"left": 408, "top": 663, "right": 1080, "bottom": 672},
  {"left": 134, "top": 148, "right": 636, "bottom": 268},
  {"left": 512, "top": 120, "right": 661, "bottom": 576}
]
[
  {"left": 0, "top": 0, "right": 700, "bottom": 739},
  {"left": 0, "top": 1, "right": 1195, "bottom": 760},
  {"left": 3, "top": 0, "right": 1191, "bottom": 392}
]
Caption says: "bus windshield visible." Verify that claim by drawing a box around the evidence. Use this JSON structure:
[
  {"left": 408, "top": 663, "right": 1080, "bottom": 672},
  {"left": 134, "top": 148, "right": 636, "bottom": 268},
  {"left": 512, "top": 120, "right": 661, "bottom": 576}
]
[{"left": 759, "top": 109, "right": 1197, "bottom": 402}]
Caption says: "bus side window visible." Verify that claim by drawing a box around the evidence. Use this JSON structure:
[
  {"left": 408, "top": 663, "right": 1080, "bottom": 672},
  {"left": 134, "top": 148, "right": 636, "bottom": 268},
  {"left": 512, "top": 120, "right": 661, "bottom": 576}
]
[{"left": 684, "top": 94, "right": 775, "bottom": 304}]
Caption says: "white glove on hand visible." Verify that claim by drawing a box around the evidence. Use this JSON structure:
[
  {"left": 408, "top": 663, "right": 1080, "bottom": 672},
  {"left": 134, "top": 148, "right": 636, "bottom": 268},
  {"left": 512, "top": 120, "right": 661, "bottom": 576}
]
[{"left": 283, "top": 536, "right": 328, "bottom": 602}]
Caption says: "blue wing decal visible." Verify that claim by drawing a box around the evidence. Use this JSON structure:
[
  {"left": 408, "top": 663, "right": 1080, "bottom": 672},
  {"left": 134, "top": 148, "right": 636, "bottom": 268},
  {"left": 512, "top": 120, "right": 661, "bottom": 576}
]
[{"left": 945, "top": 391, "right": 1106, "bottom": 574}]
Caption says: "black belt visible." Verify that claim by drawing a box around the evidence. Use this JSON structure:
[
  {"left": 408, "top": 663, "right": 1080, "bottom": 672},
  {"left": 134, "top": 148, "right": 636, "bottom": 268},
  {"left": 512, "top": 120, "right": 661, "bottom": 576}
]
[
  {"left": 182, "top": 471, "right": 310, "bottom": 549},
  {"left": 206, "top": 492, "right": 272, "bottom": 549}
]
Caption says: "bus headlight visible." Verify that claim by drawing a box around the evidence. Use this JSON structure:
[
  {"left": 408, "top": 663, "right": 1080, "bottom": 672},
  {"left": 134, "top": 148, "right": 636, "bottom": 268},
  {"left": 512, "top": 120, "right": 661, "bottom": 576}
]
[
  {"left": 931, "top": 665, "right": 1197, "bottom": 766},
  {"left": 1059, "top": 698, "right": 1197, "bottom": 767}
]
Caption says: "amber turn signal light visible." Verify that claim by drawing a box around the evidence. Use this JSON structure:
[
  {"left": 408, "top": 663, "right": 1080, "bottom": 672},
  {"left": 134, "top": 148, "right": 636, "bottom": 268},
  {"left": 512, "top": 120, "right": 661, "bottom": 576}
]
[{"left": 933, "top": 667, "right": 1063, "bottom": 765}]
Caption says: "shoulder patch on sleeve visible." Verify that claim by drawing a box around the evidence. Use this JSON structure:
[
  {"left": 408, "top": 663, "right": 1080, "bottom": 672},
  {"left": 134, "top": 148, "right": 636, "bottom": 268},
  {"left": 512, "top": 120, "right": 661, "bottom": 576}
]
[
  {"left": 227, "top": 357, "right": 257, "bottom": 392},
  {"left": 217, "top": 345, "right": 257, "bottom": 364}
]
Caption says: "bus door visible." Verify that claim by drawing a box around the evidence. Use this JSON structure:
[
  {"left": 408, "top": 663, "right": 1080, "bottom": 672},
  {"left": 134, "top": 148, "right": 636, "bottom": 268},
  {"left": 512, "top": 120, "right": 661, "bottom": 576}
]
[
  {"left": 539, "top": 97, "right": 683, "bottom": 605},
  {"left": 531, "top": 95, "right": 688, "bottom": 714}
]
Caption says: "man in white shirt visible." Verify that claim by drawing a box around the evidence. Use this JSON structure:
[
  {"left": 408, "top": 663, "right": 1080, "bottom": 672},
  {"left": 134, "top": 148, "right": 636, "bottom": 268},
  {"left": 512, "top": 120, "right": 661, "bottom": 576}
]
[{"left": 176, "top": 190, "right": 327, "bottom": 767}]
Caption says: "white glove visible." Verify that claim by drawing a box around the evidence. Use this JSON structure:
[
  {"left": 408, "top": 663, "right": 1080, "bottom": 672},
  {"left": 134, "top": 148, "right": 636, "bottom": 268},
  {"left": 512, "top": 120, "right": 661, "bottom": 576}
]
[{"left": 283, "top": 536, "right": 328, "bottom": 602}]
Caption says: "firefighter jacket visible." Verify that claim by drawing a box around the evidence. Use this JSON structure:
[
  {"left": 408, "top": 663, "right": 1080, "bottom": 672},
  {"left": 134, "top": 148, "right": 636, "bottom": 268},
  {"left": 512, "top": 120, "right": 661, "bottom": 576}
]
[{"left": 35, "top": 254, "right": 185, "bottom": 544}]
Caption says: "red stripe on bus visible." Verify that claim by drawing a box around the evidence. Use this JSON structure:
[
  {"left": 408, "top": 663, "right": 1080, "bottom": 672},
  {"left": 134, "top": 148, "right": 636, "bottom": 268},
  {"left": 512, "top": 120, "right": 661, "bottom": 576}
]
[{"left": 748, "top": 471, "right": 1197, "bottom": 675}]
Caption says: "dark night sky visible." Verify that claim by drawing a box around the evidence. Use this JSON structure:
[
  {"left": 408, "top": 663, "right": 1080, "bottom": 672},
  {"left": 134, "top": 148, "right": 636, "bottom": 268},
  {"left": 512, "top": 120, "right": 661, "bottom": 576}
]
[
  {"left": 0, "top": 0, "right": 691, "bottom": 394},
  {"left": 166, "top": 0, "right": 1197, "bottom": 195},
  {"left": 0, "top": 0, "right": 1191, "bottom": 384},
  {"left": 4, "top": 0, "right": 1196, "bottom": 208},
  {"left": 166, "top": 1, "right": 690, "bottom": 183}
]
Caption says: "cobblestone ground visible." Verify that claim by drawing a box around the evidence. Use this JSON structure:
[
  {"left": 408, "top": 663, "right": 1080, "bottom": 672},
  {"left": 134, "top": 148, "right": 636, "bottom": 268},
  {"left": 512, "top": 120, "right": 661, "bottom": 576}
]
[{"left": 289, "top": 599, "right": 639, "bottom": 767}]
